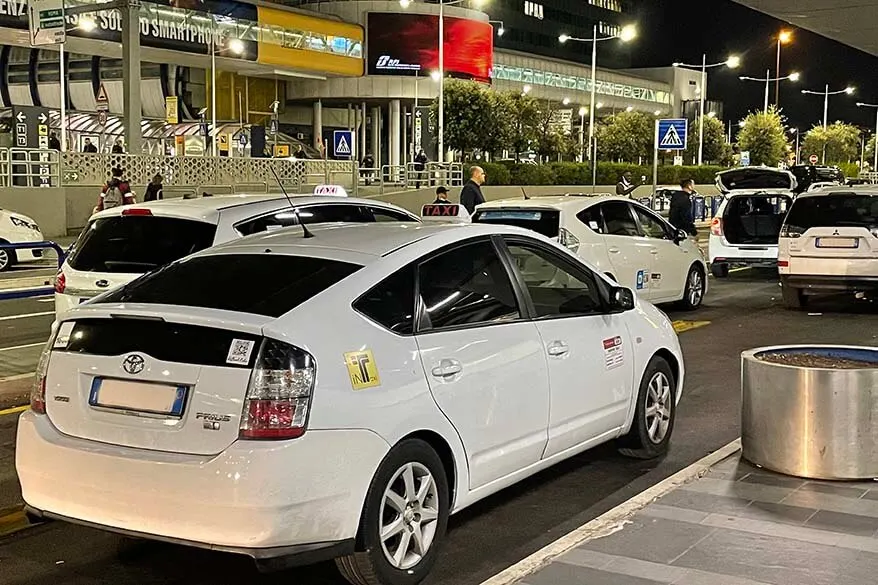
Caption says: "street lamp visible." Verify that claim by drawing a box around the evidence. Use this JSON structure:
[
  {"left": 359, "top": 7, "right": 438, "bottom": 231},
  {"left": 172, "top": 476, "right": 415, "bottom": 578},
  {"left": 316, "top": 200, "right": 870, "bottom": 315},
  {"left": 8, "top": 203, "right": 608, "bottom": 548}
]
[
  {"left": 673, "top": 54, "right": 740, "bottom": 165},
  {"left": 739, "top": 70, "right": 800, "bottom": 113},
  {"left": 801, "top": 84, "right": 856, "bottom": 129},
  {"left": 489, "top": 20, "right": 504, "bottom": 36},
  {"left": 776, "top": 30, "right": 792, "bottom": 106},
  {"left": 789, "top": 127, "right": 800, "bottom": 164},
  {"left": 209, "top": 27, "right": 245, "bottom": 156},
  {"left": 857, "top": 102, "right": 878, "bottom": 174},
  {"left": 558, "top": 24, "right": 637, "bottom": 187},
  {"left": 562, "top": 97, "right": 571, "bottom": 105},
  {"left": 578, "top": 106, "right": 587, "bottom": 161},
  {"left": 400, "top": 0, "right": 488, "bottom": 163}
]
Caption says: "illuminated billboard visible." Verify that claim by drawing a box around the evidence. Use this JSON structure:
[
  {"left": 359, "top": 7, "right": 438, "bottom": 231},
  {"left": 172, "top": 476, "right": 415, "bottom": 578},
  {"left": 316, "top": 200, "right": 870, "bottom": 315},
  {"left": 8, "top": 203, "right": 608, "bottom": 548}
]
[{"left": 366, "top": 12, "right": 493, "bottom": 83}]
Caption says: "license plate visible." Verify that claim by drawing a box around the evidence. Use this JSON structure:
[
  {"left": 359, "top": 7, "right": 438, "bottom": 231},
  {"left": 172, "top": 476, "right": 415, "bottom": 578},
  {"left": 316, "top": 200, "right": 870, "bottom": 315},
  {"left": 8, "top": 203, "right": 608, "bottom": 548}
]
[
  {"left": 816, "top": 237, "right": 858, "bottom": 249},
  {"left": 89, "top": 378, "right": 188, "bottom": 416}
]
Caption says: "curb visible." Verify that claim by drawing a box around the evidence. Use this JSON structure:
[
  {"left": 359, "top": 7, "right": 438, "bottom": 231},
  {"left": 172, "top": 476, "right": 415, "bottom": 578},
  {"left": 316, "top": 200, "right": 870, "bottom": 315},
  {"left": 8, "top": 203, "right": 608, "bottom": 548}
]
[{"left": 0, "top": 375, "right": 31, "bottom": 411}]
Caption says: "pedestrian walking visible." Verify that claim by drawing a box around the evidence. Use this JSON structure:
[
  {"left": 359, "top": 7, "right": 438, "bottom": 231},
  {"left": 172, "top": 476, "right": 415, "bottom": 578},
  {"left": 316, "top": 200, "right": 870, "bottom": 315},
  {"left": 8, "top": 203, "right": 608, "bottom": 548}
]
[
  {"left": 460, "top": 166, "right": 486, "bottom": 214},
  {"left": 414, "top": 149, "right": 428, "bottom": 187},
  {"left": 96, "top": 167, "right": 135, "bottom": 212},
  {"left": 144, "top": 174, "right": 164, "bottom": 202},
  {"left": 48, "top": 132, "right": 61, "bottom": 151},
  {"left": 669, "top": 178, "right": 698, "bottom": 237}
]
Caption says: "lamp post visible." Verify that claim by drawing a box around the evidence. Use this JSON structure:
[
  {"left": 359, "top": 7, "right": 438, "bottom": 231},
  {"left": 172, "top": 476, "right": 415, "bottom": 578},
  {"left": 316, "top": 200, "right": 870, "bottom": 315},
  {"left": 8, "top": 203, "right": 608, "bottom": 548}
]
[
  {"left": 578, "top": 106, "right": 586, "bottom": 162},
  {"left": 489, "top": 19, "right": 504, "bottom": 36},
  {"left": 739, "top": 71, "right": 800, "bottom": 113},
  {"left": 857, "top": 102, "right": 878, "bottom": 174},
  {"left": 776, "top": 30, "right": 792, "bottom": 106},
  {"left": 673, "top": 54, "right": 740, "bottom": 165},
  {"left": 209, "top": 26, "right": 245, "bottom": 156},
  {"left": 789, "top": 127, "right": 800, "bottom": 164},
  {"left": 559, "top": 24, "right": 636, "bottom": 186},
  {"left": 802, "top": 84, "right": 855, "bottom": 129}
]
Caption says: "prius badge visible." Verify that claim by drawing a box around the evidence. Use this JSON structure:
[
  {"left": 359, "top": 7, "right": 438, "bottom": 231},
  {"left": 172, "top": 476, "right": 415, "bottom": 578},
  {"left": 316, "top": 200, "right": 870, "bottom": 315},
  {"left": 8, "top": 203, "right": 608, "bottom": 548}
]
[{"left": 122, "top": 354, "right": 145, "bottom": 375}]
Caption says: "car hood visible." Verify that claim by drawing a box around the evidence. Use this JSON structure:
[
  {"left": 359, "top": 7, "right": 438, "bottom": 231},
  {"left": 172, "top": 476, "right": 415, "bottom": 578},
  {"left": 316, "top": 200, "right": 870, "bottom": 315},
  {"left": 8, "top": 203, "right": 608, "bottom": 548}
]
[{"left": 715, "top": 167, "right": 796, "bottom": 194}]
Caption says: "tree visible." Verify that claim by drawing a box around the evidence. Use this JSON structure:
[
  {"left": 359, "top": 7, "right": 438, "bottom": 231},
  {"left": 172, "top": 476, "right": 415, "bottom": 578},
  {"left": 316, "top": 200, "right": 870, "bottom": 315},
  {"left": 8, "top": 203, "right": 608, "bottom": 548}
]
[
  {"left": 801, "top": 122, "right": 861, "bottom": 164},
  {"left": 595, "top": 111, "right": 654, "bottom": 163},
  {"left": 865, "top": 135, "right": 876, "bottom": 171},
  {"left": 482, "top": 92, "right": 514, "bottom": 159},
  {"left": 507, "top": 92, "right": 540, "bottom": 160},
  {"left": 533, "top": 100, "right": 572, "bottom": 161},
  {"left": 736, "top": 108, "right": 789, "bottom": 166},
  {"left": 684, "top": 116, "right": 734, "bottom": 165},
  {"left": 429, "top": 80, "right": 492, "bottom": 159}
]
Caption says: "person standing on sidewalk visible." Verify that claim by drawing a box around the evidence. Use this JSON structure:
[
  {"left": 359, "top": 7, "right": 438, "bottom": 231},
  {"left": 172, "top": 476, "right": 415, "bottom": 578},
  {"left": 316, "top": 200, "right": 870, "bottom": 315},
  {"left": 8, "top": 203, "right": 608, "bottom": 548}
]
[
  {"left": 669, "top": 178, "right": 698, "bottom": 237},
  {"left": 460, "top": 166, "right": 486, "bottom": 215},
  {"left": 616, "top": 171, "right": 638, "bottom": 197}
]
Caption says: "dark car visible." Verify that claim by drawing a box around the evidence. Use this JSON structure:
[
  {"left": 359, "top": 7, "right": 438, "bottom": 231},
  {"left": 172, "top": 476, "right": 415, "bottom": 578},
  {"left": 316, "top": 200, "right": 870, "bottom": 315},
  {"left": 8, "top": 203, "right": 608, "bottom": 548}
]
[{"left": 790, "top": 165, "right": 845, "bottom": 194}]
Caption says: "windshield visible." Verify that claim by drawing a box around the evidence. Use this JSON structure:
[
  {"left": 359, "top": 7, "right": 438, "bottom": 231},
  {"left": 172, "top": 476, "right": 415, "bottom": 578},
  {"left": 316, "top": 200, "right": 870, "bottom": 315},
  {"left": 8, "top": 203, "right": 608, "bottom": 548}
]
[
  {"left": 96, "top": 254, "right": 362, "bottom": 317},
  {"left": 67, "top": 216, "right": 217, "bottom": 273},
  {"left": 472, "top": 209, "right": 561, "bottom": 238},
  {"left": 784, "top": 195, "right": 878, "bottom": 233}
]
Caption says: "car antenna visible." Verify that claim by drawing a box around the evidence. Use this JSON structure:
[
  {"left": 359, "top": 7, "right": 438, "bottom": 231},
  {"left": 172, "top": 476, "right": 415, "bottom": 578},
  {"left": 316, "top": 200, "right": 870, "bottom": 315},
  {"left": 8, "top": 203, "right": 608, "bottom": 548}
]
[
  {"left": 521, "top": 187, "right": 530, "bottom": 200},
  {"left": 270, "top": 167, "right": 314, "bottom": 239}
]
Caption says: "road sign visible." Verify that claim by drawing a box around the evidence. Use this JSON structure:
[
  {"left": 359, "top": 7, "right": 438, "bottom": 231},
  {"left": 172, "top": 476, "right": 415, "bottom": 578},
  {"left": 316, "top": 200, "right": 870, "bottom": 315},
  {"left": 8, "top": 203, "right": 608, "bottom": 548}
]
[
  {"left": 96, "top": 83, "right": 109, "bottom": 112},
  {"left": 273, "top": 144, "right": 290, "bottom": 157},
  {"left": 269, "top": 118, "right": 278, "bottom": 135},
  {"left": 740, "top": 151, "right": 751, "bottom": 166},
  {"left": 12, "top": 106, "right": 51, "bottom": 150},
  {"left": 165, "top": 96, "right": 178, "bottom": 124},
  {"left": 98, "top": 111, "right": 108, "bottom": 125},
  {"left": 657, "top": 119, "right": 688, "bottom": 151},
  {"left": 414, "top": 110, "right": 422, "bottom": 149},
  {"left": 199, "top": 123, "right": 208, "bottom": 137},
  {"left": 809, "top": 154, "right": 819, "bottom": 165},
  {"left": 673, "top": 155, "right": 683, "bottom": 166},
  {"left": 333, "top": 130, "right": 353, "bottom": 159},
  {"left": 29, "top": 0, "right": 65, "bottom": 46},
  {"left": 238, "top": 134, "right": 248, "bottom": 147}
]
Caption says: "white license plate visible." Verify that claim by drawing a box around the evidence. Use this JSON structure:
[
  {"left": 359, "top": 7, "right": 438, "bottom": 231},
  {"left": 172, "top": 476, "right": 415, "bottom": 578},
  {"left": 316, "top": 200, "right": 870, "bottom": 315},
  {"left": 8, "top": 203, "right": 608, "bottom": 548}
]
[
  {"left": 89, "top": 378, "right": 187, "bottom": 416},
  {"left": 816, "top": 237, "right": 859, "bottom": 249}
]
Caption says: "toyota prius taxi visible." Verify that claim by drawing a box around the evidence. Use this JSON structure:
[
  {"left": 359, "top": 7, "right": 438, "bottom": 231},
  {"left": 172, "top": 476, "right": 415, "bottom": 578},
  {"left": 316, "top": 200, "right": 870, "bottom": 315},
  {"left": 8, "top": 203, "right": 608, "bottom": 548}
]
[{"left": 17, "top": 222, "right": 684, "bottom": 585}]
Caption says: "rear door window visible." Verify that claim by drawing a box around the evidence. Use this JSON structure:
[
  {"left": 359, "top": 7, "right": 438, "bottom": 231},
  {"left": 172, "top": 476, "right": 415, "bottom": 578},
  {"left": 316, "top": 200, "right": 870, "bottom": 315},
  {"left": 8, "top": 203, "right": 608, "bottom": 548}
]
[
  {"left": 96, "top": 254, "right": 361, "bottom": 317},
  {"left": 785, "top": 195, "right": 878, "bottom": 235},
  {"left": 577, "top": 206, "right": 606, "bottom": 234},
  {"left": 600, "top": 201, "right": 640, "bottom": 236},
  {"left": 354, "top": 265, "right": 416, "bottom": 334},
  {"left": 298, "top": 204, "right": 372, "bottom": 224},
  {"left": 368, "top": 206, "right": 418, "bottom": 222},
  {"left": 472, "top": 209, "right": 561, "bottom": 238},
  {"left": 67, "top": 216, "right": 217, "bottom": 273}
]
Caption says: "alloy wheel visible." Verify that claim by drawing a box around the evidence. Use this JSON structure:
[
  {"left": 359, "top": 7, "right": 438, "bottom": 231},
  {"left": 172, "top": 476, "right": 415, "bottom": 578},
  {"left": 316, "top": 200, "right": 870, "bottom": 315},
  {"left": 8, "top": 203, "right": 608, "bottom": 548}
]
[
  {"left": 644, "top": 372, "right": 672, "bottom": 444},
  {"left": 688, "top": 270, "right": 704, "bottom": 307},
  {"left": 379, "top": 462, "right": 440, "bottom": 570}
]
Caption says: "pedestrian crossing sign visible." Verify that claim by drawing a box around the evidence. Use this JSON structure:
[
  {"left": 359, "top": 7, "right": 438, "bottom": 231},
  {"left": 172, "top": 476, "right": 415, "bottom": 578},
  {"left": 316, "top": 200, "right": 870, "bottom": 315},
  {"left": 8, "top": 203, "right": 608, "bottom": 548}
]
[
  {"left": 657, "top": 119, "right": 688, "bottom": 151},
  {"left": 333, "top": 130, "right": 353, "bottom": 159}
]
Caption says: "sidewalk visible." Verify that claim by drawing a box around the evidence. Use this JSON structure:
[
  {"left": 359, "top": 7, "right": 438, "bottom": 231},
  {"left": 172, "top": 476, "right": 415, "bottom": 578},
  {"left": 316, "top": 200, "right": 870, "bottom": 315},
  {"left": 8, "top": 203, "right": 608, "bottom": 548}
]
[
  {"left": 0, "top": 375, "right": 30, "bottom": 411},
  {"left": 508, "top": 449, "right": 878, "bottom": 585}
]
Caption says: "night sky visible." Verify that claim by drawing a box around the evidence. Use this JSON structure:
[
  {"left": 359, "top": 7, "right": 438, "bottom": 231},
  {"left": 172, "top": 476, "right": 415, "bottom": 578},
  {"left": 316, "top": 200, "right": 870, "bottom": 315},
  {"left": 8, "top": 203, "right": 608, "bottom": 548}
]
[{"left": 627, "top": 0, "right": 878, "bottom": 134}]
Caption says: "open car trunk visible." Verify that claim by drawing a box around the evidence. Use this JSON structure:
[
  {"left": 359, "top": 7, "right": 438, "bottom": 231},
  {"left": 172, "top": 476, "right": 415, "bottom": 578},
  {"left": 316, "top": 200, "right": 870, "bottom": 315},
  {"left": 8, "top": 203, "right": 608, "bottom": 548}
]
[{"left": 722, "top": 194, "right": 793, "bottom": 246}]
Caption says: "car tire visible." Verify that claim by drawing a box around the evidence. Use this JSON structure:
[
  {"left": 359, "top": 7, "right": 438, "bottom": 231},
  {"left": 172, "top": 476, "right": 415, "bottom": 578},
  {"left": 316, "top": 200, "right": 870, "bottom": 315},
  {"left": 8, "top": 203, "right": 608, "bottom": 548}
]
[
  {"left": 0, "top": 240, "right": 14, "bottom": 272},
  {"left": 336, "top": 439, "right": 450, "bottom": 585},
  {"left": 710, "top": 263, "right": 729, "bottom": 278},
  {"left": 781, "top": 284, "right": 807, "bottom": 310},
  {"left": 678, "top": 265, "right": 705, "bottom": 310},
  {"left": 618, "top": 356, "right": 676, "bottom": 460}
]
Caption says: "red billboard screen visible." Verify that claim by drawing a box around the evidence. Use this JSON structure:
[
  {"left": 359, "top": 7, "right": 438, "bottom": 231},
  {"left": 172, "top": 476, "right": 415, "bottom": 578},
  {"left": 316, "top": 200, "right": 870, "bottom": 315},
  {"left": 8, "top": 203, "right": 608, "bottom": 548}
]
[{"left": 367, "top": 12, "right": 493, "bottom": 83}]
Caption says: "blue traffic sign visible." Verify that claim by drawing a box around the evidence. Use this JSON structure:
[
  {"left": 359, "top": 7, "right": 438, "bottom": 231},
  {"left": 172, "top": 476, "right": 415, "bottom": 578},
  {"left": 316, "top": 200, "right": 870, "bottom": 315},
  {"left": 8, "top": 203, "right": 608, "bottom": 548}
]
[
  {"left": 657, "top": 119, "right": 688, "bottom": 151},
  {"left": 333, "top": 130, "right": 353, "bottom": 159}
]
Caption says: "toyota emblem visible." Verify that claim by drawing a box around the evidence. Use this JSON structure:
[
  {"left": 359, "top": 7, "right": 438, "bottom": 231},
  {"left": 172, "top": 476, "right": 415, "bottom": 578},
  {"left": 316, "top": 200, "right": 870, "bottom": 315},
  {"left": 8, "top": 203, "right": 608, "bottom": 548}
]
[{"left": 122, "top": 354, "right": 145, "bottom": 375}]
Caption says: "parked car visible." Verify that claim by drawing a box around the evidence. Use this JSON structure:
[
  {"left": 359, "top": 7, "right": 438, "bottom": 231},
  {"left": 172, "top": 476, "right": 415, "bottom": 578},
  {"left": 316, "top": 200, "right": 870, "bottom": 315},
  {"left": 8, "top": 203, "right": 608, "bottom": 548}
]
[
  {"left": 18, "top": 222, "right": 684, "bottom": 585},
  {"left": 789, "top": 164, "right": 845, "bottom": 194},
  {"left": 709, "top": 167, "right": 796, "bottom": 277},
  {"left": 472, "top": 195, "right": 708, "bottom": 309},
  {"left": 778, "top": 186, "right": 878, "bottom": 308},
  {"left": 55, "top": 194, "right": 420, "bottom": 316},
  {"left": 0, "top": 208, "right": 45, "bottom": 272}
]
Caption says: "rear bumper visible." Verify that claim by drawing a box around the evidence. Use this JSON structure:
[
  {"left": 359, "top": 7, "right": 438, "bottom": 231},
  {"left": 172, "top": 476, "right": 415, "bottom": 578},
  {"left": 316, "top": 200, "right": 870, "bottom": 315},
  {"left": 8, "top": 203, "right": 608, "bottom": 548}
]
[
  {"left": 708, "top": 237, "right": 778, "bottom": 264},
  {"left": 781, "top": 274, "right": 878, "bottom": 292},
  {"left": 710, "top": 257, "right": 778, "bottom": 266},
  {"left": 16, "top": 411, "right": 389, "bottom": 557}
]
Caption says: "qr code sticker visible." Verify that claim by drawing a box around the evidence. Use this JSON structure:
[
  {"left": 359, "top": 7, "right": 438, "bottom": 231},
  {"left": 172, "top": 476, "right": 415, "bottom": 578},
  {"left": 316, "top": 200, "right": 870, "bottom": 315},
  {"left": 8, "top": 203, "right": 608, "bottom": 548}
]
[{"left": 226, "top": 339, "right": 255, "bottom": 365}]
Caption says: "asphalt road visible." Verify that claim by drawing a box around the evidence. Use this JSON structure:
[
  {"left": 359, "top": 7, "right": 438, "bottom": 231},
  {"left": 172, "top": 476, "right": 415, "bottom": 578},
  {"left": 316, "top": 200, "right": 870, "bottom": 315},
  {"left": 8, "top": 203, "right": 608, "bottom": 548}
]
[{"left": 4, "top": 268, "right": 878, "bottom": 585}]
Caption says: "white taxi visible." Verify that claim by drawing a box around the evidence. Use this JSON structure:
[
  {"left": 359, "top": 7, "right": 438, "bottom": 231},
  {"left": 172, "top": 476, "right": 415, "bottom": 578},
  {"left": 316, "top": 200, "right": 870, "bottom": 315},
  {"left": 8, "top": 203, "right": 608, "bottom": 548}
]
[
  {"left": 55, "top": 193, "right": 419, "bottom": 317},
  {"left": 0, "top": 208, "right": 45, "bottom": 271},
  {"left": 473, "top": 196, "right": 708, "bottom": 309},
  {"left": 18, "top": 222, "right": 684, "bottom": 585}
]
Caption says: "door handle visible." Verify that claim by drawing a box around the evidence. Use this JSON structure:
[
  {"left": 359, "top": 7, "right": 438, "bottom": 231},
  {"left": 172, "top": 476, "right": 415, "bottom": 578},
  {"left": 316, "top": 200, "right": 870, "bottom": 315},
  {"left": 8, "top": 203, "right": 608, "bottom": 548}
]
[
  {"left": 547, "top": 341, "right": 569, "bottom": 357},
  {"left": 608, "top": 247, "right": 621, "bottom": 254},
  {"left": 650, "top": 248, "right": 659, "bottom": 255},
  {"left": 431, "top": 359, "right": 462, "bottom": 378}
]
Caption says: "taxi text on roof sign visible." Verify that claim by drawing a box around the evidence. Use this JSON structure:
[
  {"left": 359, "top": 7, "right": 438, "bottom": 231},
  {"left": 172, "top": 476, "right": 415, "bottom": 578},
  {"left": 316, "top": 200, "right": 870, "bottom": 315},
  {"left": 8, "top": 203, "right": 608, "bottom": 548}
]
[{"left": 313, "top": 185, "right": 348, "bottom": 197}]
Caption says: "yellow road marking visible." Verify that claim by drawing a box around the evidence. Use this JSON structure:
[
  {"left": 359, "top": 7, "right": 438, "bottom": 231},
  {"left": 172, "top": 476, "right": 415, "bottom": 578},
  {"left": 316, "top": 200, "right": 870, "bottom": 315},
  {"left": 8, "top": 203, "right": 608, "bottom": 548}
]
[
  {"left": 729, "top": 266, "right": 751, "bottom": 273},
  {"left": 672, "top": 320, "right": 711, "bottom": 334},
  {"left": 0, "top": 509, "right": 28, "bottom": 537},
  {"left": 0, "top": 405, "right": 28, "bottom": 417}
]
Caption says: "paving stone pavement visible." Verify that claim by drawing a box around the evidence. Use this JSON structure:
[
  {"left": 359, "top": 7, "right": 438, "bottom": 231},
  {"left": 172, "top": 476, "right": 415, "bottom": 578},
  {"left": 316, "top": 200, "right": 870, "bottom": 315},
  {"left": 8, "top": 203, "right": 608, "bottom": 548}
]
[{"left": 519, "top": 454, "right": 878, "bottom": 585}]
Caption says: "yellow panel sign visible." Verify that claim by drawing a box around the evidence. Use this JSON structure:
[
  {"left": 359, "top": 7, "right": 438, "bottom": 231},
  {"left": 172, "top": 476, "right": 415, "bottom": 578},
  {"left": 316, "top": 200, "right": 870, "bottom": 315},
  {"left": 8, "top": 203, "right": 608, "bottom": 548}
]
[
  {"left": 345, "top": 349, "right": 380, "bottom": 391},
  {"left": 166, "top": 96, "right": 178, "bottom": 124},
  {"left": 672, "top": 320, "right": 711, "bottom": 334},
  {"left": 274, "top": 144, "right": 290, "bottom": 157}
]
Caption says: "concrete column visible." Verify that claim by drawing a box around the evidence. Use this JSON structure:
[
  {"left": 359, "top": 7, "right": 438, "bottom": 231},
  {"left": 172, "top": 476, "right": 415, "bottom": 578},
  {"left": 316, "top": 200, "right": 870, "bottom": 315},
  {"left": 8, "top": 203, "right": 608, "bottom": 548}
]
[
  {"left": 360, "top": 102, "right": 367, "bottom": 158},
  {"left": 389, "top": 100, "right": 401, "bottom": 178},
  {"left": 313, "top": 100, "right": 322, "bottom": 153},
  {"left": 371, "top": 106, "right": 380, "bottom": 170},
  {"left": 401, "top": 106, "right": 408, "bottom": 168},
  {"left": 122, "top": 0, "right": 142, "bottom": 154}
]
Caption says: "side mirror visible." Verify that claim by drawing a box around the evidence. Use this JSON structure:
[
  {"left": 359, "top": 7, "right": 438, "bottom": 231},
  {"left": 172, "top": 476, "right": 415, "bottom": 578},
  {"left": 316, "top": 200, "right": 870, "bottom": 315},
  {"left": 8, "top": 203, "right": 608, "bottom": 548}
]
[
  {"left": 674, "top": 228, "right": 688, "bottom": 244},
  {"left": 611, "top": 287, "right": 636, "bottom": 312}
]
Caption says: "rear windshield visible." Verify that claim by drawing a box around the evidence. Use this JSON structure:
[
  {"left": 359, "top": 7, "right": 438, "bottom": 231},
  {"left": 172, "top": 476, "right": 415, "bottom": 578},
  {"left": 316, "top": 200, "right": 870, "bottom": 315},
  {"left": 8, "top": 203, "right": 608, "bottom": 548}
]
[
  {"left": 67, "top": 216, "right": 217, "bottom": 273},
  {"left": 726, "top": 195, "right": 791, "bottom": 216},
  {"left": 96, "top": 254, "right": 362, "bottom": 317},
  {"left": 785, "top": 195, "right": 878, "bottom": 232},
  {"left": 472, "top": 209, "right": 561, "bottom": 238}
]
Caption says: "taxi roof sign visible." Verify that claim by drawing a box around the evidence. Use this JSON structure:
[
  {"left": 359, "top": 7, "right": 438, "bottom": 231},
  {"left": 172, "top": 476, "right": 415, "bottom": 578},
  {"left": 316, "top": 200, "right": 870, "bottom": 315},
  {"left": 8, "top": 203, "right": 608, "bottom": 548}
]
[
  {"left": 420, "top": 203, "right": 471, "bottom": 223},
  {"left": 313, "top": 184, "right": 348, "bottom": 197}
]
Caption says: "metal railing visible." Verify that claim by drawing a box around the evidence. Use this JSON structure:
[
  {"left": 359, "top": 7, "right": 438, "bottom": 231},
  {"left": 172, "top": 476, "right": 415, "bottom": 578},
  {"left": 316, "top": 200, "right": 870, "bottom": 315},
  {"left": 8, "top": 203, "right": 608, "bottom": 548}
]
[{"left": 0, "top": 241, "right": 66, "bottom": 301}]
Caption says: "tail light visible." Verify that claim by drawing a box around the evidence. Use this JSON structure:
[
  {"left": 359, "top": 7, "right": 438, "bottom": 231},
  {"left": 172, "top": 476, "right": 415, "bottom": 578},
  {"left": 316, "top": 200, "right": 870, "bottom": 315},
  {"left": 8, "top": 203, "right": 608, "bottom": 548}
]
[
  {"left": 54, "top": 271, "right": 66, "bottom": 294},
  {"left": 240, "top": 339, "right": 315, "bottom": 440},
  {"left": 778, "top": 260, "right": 789, "bottom": 267},
  {"left": 779, "top": 224, "right": 803, "bottom": 238},
  {"left": 31, "top": 326, "right": 59, "bottom": 414},
  {"left": 559, "top": 228, "right": 580, "bottom": 252},
  {"left": 121, "top": 208, "right": 152, "bottom": 216},
  {"left": 710, "top": 217, "right": 723, "bottom": 236}
]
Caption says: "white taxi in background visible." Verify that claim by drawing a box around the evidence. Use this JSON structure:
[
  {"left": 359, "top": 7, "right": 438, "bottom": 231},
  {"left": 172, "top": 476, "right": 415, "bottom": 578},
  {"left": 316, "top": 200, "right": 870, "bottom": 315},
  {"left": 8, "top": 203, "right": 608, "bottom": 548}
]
[
  {"left": 473, "top": 195, "right": 708, "bottom": 309},
  {"left": 18, "top": 222, "right": 684, "bottom": 585},
  {"left": 55, "top": 193, "right": 419, "bottom": 316},
  {"left": 0, "top": 207, "right": 45, "bottom": 271}
]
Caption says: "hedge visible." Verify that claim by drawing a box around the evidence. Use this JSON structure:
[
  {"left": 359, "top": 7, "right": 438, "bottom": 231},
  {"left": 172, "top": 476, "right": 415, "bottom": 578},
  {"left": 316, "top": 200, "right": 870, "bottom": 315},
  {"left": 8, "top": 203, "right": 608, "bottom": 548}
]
[{"left": 476, "top": 161, "right": 727, "bottom": 186}]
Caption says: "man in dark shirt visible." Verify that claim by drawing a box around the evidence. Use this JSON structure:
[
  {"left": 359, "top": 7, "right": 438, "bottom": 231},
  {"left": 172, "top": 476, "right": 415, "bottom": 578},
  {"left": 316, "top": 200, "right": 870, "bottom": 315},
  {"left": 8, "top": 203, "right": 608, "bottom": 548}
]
[
  {"left": 460, "top": 166, "right": 486, "bottom": 214},
  {"left": 669, "top": 178, "right": 698, "bottom": 236},
  {"left": 433, "top": 186, "right": 451, "bottom": 204}
]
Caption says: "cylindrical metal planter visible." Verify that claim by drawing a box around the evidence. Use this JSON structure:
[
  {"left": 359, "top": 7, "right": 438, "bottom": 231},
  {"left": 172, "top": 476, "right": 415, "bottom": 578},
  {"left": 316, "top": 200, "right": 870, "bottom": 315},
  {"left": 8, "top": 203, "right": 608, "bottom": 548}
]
[{"left": 742, "top": 345, "right": 878, "bottom": 480}]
